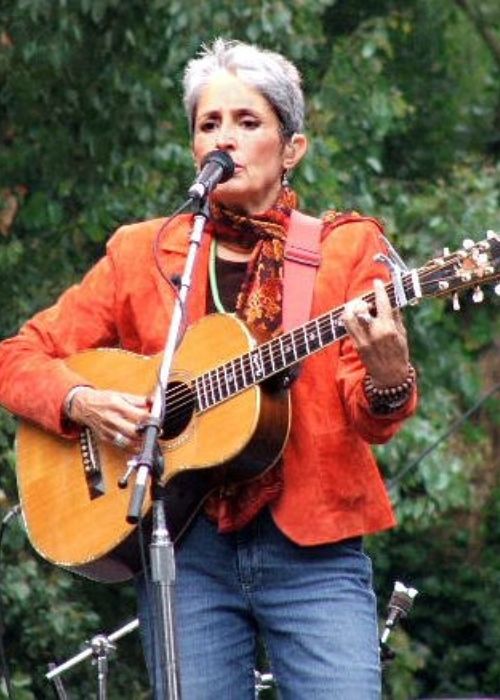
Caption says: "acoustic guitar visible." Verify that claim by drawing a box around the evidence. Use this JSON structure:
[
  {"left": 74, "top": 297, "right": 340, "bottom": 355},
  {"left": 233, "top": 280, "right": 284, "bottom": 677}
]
[{"left": 16, "top": 233, "right": 500, "bottom": 582}]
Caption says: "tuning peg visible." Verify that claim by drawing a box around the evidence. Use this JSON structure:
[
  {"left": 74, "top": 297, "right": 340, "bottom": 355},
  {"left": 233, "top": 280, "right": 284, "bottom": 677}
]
[
  {"left": 486, "top": 230, "right": 498, "bottom": 239},
  {"left": 472, "top": 286, "right": 484, "bottom": 303},
  {"left": 452, "top": 293, "right": 461, "bottom": 311},
  {"left": 443, "top": 246, "right": 450, "bottom": 256},
  {"left": 462, "top": 239, "right": 475, "bottom": 250},
  {"left": 494, "top": 284, "right": 500, "bottom": 296}
]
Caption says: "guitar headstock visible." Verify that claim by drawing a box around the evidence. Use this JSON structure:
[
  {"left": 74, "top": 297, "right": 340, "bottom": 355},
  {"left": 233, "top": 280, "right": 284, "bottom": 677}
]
[{"left": 416, "top": 231, "right": 500, "bottom": 307}]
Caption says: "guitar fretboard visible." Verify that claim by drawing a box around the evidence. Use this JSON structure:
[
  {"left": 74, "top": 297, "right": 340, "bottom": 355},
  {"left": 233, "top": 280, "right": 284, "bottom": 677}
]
[
  {"left": 194, "top": 312, "right": 349, "bottom": 411},
  {"left": 187, "top": 233, "right": 499, "bottom": 413}
]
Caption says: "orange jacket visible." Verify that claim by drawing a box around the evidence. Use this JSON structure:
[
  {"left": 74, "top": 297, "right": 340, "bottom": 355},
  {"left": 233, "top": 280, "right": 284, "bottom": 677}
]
[{"left": 0, "top": 213, "right": 416, "bottom": 544}]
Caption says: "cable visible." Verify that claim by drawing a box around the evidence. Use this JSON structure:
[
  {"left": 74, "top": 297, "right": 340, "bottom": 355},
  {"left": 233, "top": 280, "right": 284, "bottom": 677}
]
[
  {"left": 0, "top": 504, "right": 22, "bottom": 700},
  {"left": 137, "top": 518, "right": 159, "bottom": 699},
  {"left": 388, "top": 382, "right": 500, "bottom": 491}
]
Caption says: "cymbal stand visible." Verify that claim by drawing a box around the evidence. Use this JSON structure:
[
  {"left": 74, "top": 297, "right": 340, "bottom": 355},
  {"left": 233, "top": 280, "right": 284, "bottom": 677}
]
[{"left": 46, "top": 618, "right": 139, "bottom": 699}]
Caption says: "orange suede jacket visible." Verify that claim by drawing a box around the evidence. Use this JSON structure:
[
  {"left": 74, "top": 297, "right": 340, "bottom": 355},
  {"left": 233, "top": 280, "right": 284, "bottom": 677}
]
[{"left": 0, "top": 213, "right": 417, "bottom": 545}]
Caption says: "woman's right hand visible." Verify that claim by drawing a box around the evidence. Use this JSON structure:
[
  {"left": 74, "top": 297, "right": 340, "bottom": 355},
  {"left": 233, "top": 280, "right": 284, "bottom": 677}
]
[{"left": 67, "top": 387, "right": 151, "bottom": 451}]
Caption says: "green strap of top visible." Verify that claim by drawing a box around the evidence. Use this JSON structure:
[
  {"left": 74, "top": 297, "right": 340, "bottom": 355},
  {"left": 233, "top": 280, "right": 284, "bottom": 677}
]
[{"left": 209, "top": 238, "right": 226, "bottom": 314}]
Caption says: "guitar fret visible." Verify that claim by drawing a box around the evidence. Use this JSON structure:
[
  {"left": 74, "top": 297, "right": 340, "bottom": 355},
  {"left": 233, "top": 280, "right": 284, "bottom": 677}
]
[
  {"left": 281, "top": 335, "right": 297, "bottom": 365},
  {"left": 294, "top": 327, "right": 305, "bottom": 359},
  {"left": 260, "top": 346, "right": 268, "bottom": 375},
  {"left": 306, "top": 321, "right": 321, "bottom": 352},
  {"left": 262, "top": 344, "right": 273, "bottom": 377},
  {"left": 253, "top": 347, "right": 265, "bottom": 380},
  {"left": 215, "top": 365, "right": 223, "bottom": 401},
  {"left": 248, "top": 353, "right": 256, "bottom": 384},
  {"left": 200, "top": 374, "right": 209, "bottom": 409},
  {"left": 229, "top": 359, "right": 238, "bottom": 391},
  {"left": 315, "top": 318, "right": 324, "bottom": 347},
  {"left": 267, "top": 341, "right": 276, "bottom": 373},
  {"left": 240, "top": 356, "right": 248, "bottom": 388},
  {"left": 219, "top": 367, "right": 227, "bottom": 401},
  {"left": 335, "top": 316, "right": 346, "bottom": 338},
  {"left": 279, "top": 337, "right": 287, "bottom": 368},
  {"left": 195, "top": 377, "right": 205, "bottom": 411},
  {"left": 212, "top": 370, "right": 219, "bottom": 404},
  {"left": 244, "top": 355, "right": 254, "bottom": 385},
  {"left": 206, "top": 372, "right": 214, "bottom": 407},
  {"left": 329, "top": 313, "right": 336, "bottom": 339},
  {"left": 222, "top": 363, "right": 229, "bottom": 393},
  {"left": 318, "top": 316, "right": 332, "bottom": 345}
]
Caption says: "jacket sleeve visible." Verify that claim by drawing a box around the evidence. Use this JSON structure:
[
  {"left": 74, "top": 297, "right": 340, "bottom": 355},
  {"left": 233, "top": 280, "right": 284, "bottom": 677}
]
[
  {"left": 0, "top": 236, "right": 121, "bottom": 436},
  {"left": 334, "top": 220, "right": 418, "bottom": 444}
]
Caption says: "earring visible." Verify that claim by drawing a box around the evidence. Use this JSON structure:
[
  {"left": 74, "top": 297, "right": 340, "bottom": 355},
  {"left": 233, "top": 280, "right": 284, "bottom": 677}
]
[{"left": 282, "top": 170, "right": 290, "bottom": 188}]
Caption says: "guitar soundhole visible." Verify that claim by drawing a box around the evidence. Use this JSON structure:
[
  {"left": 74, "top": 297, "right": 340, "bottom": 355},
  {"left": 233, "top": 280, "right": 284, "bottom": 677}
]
[{"left": 161, "top": 380, "right": 196, "bottom": 439}]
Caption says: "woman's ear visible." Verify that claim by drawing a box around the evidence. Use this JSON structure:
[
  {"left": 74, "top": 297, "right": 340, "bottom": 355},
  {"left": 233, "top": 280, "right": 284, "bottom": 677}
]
[{"left": 283, "top": 133, "right": 308, "bottom": 170}]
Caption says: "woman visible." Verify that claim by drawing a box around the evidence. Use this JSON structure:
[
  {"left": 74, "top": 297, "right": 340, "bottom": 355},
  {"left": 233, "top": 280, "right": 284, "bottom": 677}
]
[{"left": 0, "top": 39, "right": 417, "bottom": 698}]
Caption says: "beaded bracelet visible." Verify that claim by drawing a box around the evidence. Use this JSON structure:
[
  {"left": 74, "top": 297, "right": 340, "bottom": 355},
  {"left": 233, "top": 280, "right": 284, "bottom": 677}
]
[{"left": 363, "top": 364, "right": 416, "bottom": 415}]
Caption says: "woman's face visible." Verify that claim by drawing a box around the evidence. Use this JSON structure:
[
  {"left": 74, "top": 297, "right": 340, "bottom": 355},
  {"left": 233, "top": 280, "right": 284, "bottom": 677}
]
[{"left": 192, "top": 71, "right": 306, "bottom": 215}]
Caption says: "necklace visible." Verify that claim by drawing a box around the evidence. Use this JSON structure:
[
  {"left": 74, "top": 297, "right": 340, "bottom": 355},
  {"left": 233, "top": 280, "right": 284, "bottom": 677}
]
[{"left": 209, "top": 238, "right": 226, "bottom": 313}]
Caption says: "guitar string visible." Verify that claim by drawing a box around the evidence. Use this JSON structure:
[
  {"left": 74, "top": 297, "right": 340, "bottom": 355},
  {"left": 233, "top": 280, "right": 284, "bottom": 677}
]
[
  {"left": 160, "top": 271, "right": 432, "bottom": 416},
  {"left": 158, "top": 259, "right": 479, "bottom": 417},
  {"left": 159, "top": 252, "right": 498, "bottom": 419},
  {"left": 160, "top": 272, "right": 451, "bottom": 418}
]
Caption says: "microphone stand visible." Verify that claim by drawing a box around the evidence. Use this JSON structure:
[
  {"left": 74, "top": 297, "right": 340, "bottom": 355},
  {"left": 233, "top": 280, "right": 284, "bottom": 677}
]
[
  {"left": 46, "top": 618, "right": 140, "bottom": 699},
  {"left": 122, "top": 195, "right": 211, "bottom": 699}
]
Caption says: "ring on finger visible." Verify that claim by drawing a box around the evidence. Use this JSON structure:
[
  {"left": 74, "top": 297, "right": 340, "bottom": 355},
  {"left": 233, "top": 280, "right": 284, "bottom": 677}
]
[{"left": 113, "top": 432, "right": 130, "bottom": 449}]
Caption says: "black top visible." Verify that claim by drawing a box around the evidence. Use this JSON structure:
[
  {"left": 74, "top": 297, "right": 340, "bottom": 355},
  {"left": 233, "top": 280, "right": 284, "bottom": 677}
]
[{"left": 207, "top": 257, "right": 248, "bottom": 314}]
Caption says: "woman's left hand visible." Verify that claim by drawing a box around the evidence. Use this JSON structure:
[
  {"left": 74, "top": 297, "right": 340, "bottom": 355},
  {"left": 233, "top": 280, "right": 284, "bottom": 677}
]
[{"left": 342, "top": 279, "right": 410, "bottom": 387}]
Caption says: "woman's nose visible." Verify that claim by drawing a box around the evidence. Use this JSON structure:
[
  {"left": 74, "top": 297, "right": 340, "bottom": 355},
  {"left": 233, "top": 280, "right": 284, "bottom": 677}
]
[{"left": 215, "top": 126, "right": 236, "bottom": 150}]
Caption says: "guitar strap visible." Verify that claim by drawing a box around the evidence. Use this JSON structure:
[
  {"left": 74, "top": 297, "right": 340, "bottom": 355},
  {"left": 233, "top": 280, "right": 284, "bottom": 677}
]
[{"left": 283, "top": 210, "right": 323, "bottom": 331}]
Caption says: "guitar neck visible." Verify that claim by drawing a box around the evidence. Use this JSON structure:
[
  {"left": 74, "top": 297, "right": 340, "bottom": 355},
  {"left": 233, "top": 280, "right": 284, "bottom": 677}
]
[
  {"left": 194, "top": 232, "right": 500, "bottom": 412},
  {"left": 194, "top": 273, "right": 415, "bottom": 412}
]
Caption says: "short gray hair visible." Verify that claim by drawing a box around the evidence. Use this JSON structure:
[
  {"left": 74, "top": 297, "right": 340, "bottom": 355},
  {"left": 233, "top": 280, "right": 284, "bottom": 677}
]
[{"left": 182, "top": 38, "right": 305, "bottom": 139}]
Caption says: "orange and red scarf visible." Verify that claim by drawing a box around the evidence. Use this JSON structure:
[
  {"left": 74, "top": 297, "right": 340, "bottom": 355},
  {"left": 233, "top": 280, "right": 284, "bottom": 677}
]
[
  {"left": 204, "top": 187, "right": 299, "bottom": 531},
  {"left": 209, "top": 186, "right": 298, "bottom": 340}
]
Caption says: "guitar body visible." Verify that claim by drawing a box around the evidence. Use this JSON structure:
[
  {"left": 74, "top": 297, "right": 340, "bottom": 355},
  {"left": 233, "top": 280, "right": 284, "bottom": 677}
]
[{"left": 16, "top": 314, "right": 291, "bottom": 582}]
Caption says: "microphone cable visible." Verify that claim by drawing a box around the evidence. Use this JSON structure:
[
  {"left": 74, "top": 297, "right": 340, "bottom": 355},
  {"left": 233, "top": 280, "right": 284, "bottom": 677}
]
[
  {"left": 388, "top": 382, "right": 500, "bottom": 492},
  {"left": 0, "top": 503, "right": 22, "bottom": 700}
]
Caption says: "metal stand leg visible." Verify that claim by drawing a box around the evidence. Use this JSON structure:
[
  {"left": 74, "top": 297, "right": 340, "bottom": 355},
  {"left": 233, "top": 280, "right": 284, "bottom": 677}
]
[
  {"left": 90, "top": 635, "right": 115, "bottom": 700},
  {"left": 46, "top": 619, "right": 139, "bottom": 697},
  {"left": 150, "top": 498, "right": 180, "bottom": 699}
]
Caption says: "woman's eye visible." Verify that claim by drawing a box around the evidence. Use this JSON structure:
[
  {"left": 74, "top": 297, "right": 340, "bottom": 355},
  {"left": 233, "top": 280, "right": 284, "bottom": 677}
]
[
  {"left": 199, "top": 121, "right": 217, "bottom": 132},
  {"left": 240, "top": 118, "right": 259, "bottom": 129}
]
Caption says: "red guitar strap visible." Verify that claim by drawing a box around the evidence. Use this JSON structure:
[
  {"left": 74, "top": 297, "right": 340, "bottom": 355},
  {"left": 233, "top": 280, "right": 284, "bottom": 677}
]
[{"left": 283, "top": 210, "right": 323, "bottom": 331}]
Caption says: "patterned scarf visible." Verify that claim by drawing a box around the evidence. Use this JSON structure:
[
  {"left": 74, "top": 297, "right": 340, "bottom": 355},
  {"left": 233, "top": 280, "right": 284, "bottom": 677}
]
[
  {"left": 209, "top": 186, "right": 298, "bottom": 340},
  {"left": 204, "top": 186, "right": 298, "bottom": 532},
  {"left": 204, "top": 194, "right": 365, "bottom": 532}
]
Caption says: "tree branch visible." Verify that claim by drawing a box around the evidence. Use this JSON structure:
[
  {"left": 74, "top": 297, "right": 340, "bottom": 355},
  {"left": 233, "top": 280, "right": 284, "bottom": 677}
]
[{"left": 453, "top": 0, "right": 500, "bottom": 66}]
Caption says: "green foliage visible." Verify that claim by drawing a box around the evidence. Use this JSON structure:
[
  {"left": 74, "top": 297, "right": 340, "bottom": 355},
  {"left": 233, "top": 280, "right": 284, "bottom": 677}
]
[{"left": 0, "top": 0, "right": 499, "bottom": 697}]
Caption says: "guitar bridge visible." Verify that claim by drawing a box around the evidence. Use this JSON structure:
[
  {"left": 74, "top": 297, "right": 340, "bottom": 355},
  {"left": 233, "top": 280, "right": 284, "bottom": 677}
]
[{"left": 80, "top": 428, "right": 105, "bottom": 499}]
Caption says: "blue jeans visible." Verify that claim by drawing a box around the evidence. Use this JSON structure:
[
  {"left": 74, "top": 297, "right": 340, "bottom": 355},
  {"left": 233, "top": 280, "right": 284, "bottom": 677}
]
[{"left": 136, "top": 508, "right": 381, "bottom": 699}]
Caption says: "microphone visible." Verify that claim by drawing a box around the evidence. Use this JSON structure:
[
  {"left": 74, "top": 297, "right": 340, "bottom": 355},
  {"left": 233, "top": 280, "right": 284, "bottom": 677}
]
[
  {"left": 188, "top": 150, "right": 235, "bottom": 201},
  {"left": 379, "top": 580, "right": 418, "bottom": 667},
  {"left": 380, "top": 580, "right": 418, "bottom": 645}
]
